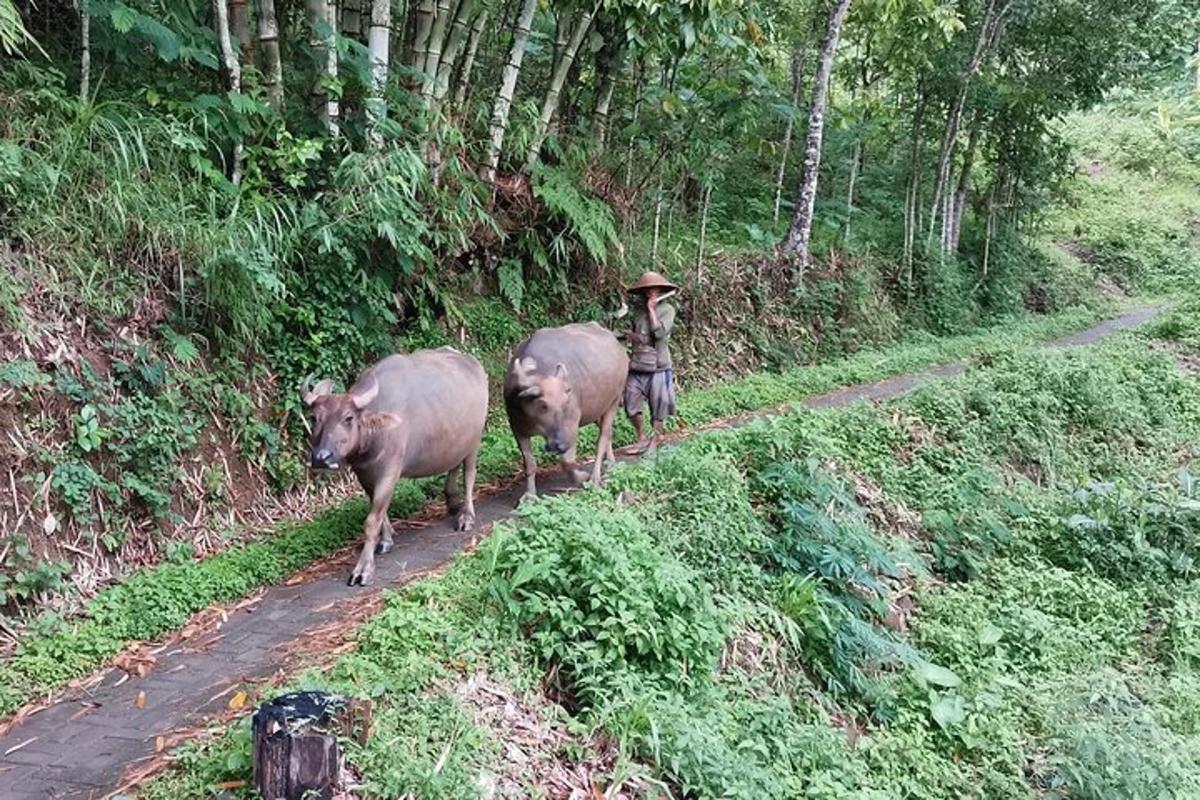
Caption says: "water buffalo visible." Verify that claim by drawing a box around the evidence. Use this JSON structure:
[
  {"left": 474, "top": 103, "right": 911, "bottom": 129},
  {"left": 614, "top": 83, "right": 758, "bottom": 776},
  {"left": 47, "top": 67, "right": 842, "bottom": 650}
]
[
  {"left": 504, "top": 322, "right": 628, "bottom": 503},
  {"left": 302, "top": 347, "right": 488, "bottom": 586}
]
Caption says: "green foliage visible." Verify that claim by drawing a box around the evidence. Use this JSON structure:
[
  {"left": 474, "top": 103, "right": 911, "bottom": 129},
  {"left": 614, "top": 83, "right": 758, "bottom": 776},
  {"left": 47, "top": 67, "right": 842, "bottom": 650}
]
[{"left": 485, "top": 495, "right": 727, "bottom": 706}]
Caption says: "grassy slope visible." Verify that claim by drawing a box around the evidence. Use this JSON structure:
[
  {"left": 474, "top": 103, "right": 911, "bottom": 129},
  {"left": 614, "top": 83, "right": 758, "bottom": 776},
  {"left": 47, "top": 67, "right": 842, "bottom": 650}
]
[
  {"left": 0, "top": 305, "right": 1110, "bottom": 718},
  {"left": 140, "top": 300, "right": 1200, "bottom": 800}
]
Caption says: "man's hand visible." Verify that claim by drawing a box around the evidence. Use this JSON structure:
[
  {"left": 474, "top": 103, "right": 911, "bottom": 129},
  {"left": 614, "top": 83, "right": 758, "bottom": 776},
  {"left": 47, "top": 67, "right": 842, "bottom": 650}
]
[{"left": 646, "top": 288, "right": 660, "bottom": 329}]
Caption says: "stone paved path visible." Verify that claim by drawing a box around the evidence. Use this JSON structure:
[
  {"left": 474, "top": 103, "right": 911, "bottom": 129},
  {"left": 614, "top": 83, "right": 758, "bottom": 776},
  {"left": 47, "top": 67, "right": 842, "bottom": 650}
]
[{"left": 0, "top": 305, "right": 1166, "bottom": 799}]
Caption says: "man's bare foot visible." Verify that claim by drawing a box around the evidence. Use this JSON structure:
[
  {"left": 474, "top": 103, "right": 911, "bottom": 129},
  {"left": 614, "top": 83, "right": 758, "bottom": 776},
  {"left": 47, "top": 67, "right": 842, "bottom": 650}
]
[{"left": 622, "top": 438, "right": 652, "bottom": 455}]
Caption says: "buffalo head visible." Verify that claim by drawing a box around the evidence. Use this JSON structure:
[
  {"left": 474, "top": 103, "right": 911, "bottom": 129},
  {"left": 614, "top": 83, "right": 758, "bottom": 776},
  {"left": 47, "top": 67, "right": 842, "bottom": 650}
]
[
  {"left": 509, "top": 357, "right": 580, "bottom": 455},
  {"left": 300, "top": 375, "right": 394, "bottom": 469}
]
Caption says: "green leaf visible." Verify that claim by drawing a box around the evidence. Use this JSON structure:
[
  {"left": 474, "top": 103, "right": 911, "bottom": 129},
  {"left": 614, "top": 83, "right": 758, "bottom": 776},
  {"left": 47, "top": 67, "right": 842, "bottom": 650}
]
[
  {"left": 109, "top": 3, "right": 136, "bottom": 33},
  {"left": 978, "top": 624, "right": 1003, "bottom": 646},
  {"left": 916, "top": 661, "right": 961, "bottom": 688},
  {"left": 930, "top": 693, "right": 967, "bottom": 729}
]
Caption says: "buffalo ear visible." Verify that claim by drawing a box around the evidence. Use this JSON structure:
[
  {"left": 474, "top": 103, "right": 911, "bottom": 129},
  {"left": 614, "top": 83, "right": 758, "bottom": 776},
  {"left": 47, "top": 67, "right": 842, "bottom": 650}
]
[
  {"left": 302, "top": 377, "right": 335, "bottom": 407},
  {"left": 351, "top": 376, "right": 380, "bottom": 409},
  {"left": 359, "top": 412, "right": 401, "bottom": 431}
]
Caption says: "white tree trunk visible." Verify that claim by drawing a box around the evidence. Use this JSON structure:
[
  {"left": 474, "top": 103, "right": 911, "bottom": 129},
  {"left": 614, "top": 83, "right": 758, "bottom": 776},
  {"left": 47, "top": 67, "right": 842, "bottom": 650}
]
[
  {"left": 523, "top": 1, "right": 599, "bottom": 171},
  {"left": 625, "top": 58, "right": 644, "bottom": 188},
  {"left": 257, "top": 0, "right": 283, "bottom": 111},
  {"left": 651, "top": 169, "right": 664, "bottom": 262},
  {"left": 844, "top": 141, "right": 861, "bottom": 244},
  {"left": 782, "top": 0, "right": 853, "bottom": 273},
  {"left": 928, "top": 0, "right": 1007, "bottom": 245},
  {"left": 482, "top": 0, "right": 538, "bottom": 182},
  {"left": 408, "top": 0, "right": 436, "bottom": 74},
  {"left": 696, "top": 182, "right": 712, "bottom": 281},
  {"left": 946, "top": 118, "right": 981, "bottom": 253},
  {"left": 326, "top": 0, "right": 340, "bottom": 134},
  {"left": 307, "top": 0, "right": 338, "bottom": 133},
  {"left": 773, "top": 49, "right": 804, "bottom": 225},
  {"left": 366, "top": 0, "right": 390, "bottom": 145},
  {"left": 451, "top": 8, "right": 488, "bottom": 109},
  {"left": 79, "top": 0, "right": 90, "bottom": 102},
  {"left": 213, "top": 0, "right": 244, "bottom": 183},
  {"left": 420, "top": 0, "right": 455, "bottom": 100},
  {"left": 432, "top": 0, "right": 478, "bottom": 103}
]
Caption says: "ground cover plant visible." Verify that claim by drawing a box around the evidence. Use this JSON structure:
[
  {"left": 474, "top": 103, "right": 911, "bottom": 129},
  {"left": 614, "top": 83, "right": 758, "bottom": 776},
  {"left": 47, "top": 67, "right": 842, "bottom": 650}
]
[
  {"left": 0, "top": 303, "right": 1112, "bottom": 718},
  {"left": 136, "top": 302, "right": 1200, "bottom": 799}
]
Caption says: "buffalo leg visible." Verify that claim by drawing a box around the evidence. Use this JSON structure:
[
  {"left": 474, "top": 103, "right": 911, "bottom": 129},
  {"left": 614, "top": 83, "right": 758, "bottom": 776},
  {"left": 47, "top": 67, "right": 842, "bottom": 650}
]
[
  {"left": 357, "top": 470, "right": 394, "bottom": 555},
  {"left": 518, "top": 435, "right": 538, "bottom": 504},
  {"left": 350, "top": 471, "right": 399, "bottom": 587},
  {"left": 592, "top": 405, "right": 617, "bottom": 485},
  {"left": 559, "top": 443, "right": 589, "bottom": 486},
  {"left": 456, "top": 446, "right": 479, "bottom": 531},
  {"left": 444, "top": 464, "right": 464, "bottom": 517}
]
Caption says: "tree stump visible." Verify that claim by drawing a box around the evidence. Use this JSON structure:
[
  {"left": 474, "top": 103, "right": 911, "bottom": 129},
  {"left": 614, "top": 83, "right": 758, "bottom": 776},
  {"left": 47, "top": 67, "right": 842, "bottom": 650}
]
[{"left": 251, "top": 691, "right": 370, "bottom": 800}]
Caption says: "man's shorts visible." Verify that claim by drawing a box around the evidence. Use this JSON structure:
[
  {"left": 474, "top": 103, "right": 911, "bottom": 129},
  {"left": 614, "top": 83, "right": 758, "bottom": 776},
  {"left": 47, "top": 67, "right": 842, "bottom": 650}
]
[{"left": 624, "top": 369, "right": 676, "bottom": 422}]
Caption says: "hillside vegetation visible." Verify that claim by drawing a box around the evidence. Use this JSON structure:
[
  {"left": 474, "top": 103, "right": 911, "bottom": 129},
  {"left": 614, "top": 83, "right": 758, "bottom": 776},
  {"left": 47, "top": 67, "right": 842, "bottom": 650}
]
[
  {"left": 1, "top": 0, "right": 1199, "bottom": 782},
  {"left": 141, "top": 300, "right": 1200, "bottom": 799}
]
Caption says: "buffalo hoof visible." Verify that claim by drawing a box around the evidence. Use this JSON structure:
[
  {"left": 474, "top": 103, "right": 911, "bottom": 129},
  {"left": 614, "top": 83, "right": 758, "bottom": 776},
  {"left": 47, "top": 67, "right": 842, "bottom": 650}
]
[
  {"left": 517, "top": 491, "right": 538, "bottom": 508},
  {"left": 347, "top": 564, "right": 374, "bottom": 587},
  {"left": 570, "top": 468, "right": 590, "bottom": 486},
  {"left": 375, "top": 540, "right": 394, "bottom": 555},
  {"left": 455, "top": 511, "right": 475, "bottom": 532}
]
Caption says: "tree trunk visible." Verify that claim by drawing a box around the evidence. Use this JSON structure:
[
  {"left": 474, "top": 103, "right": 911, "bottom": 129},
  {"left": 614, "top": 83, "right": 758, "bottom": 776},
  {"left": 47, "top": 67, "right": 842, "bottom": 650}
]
[
  {"left": 420, "top": 0, "right": 455, "bottom": 100},
  {"left": 78, "top": 0, "right": 90, "bottom": 102},
  {"left": 431, "top": 0, "right": 477, "bottom": 104},
  {"left": 366, "top": 0, "right": 390, "bottom": 145},
  {"left": 696, "top": 182, "right": 712, "bottom": 281},
  {"left": 213, "top": 0, "right": 244, "bottom": 184},
  {"left": 946, "top": 116, "right": 981, "bottom": 254},
  {"left": 451, "top": 8, "right": 488, "bottom": 110},
  {"left": 341, "top": 0, "right": 362, "bottom": 40},
  {"left": 590, "top": 20, "right": 625, "bottom": 150},
  {"left": 325, "top": 0, "right": 340, "bottom": 134},
  {"left": 651, "top": 169, "right": 664, "bottom": 262},
  {"left": 523, "top": 1, "right": 599, "bottom": 171},
  {"left": 229, "top": 0, "right": 251, "bottom": 55},
  {"left": 408, "top": 0, "right": 437, "bottom": 75},
  {"left": 781, "top": 0, "right": 853, "bottom": 273},
  {"left": 1195, "top": 31, "right": 1199, "bottom": 94},
  {"left": 902, "top": 82, "right": 926, "bottom": 287},
  {"left": 482, "top": 0, "right": 538, "bottom": 182},
  {"left": 625, "top": 57, "right": 644, "bottom": 188},
  {"left": 981, "top": 182, "right": 996, "bottom": 285},
  {"left": 306, "top": 0, "right": 337, "bottom": 133},
  {"left": 844, "top": 141, "right": 861, "bottom": 244},
  {"left": 928, "top": 0, "right": 1007, "bottom": 246},
  {"left": 257, "top": 0, "right": 283, "bottom": 111},
  {"left": 773, "top": 48, "right": 804, "bottom": 225},
  {"left": 591, "top": 67, "right": 618, "bottom": 146}
]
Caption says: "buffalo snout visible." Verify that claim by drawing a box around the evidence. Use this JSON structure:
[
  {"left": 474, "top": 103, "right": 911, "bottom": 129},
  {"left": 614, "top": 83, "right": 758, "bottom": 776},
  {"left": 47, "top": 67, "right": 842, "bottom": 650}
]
[
  {"left": 310, "top": 446, "right": 339, "bottom": 469},
  {"left": 544, "top": 433, "right": 569, "bottom": 455}
]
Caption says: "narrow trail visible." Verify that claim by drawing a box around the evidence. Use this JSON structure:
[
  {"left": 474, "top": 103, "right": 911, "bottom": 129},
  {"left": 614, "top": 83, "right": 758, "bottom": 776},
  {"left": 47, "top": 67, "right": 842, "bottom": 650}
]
[{"left": 0, "top": 305, "right": 1165, "bottom": 799}]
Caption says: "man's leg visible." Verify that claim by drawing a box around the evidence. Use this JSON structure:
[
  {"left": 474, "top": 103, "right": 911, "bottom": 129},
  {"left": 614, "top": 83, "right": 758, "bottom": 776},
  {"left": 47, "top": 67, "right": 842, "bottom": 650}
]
[{"left": 623, "top": 373, "right": 653, "bottom": 453}]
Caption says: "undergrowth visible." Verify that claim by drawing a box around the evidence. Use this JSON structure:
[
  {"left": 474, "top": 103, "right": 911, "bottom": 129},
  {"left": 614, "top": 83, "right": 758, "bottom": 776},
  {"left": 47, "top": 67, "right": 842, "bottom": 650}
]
[
  {"left": 0, "top": 305, "right": 1113, "bottom": 718},
  {"left": 139, "top": 304, "right": 1200, "bottom": 799}
]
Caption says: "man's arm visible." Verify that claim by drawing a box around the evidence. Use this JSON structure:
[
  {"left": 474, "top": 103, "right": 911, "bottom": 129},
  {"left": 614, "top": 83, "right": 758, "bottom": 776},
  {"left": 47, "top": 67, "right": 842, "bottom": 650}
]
[{"left": 651, "top": 304, "right": 675, "bottom": 341}]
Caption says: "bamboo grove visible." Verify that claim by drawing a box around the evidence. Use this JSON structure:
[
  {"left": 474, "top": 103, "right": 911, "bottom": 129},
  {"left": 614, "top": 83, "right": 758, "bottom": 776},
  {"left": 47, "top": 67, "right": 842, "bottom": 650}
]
[{"left": 0, "top": 0, "right": 1197, "bottom": 347}]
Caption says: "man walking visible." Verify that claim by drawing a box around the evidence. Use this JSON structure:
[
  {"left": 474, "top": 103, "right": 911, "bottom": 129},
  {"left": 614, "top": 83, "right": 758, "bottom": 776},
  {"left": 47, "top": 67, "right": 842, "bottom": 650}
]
[{"left": 619, "top": 271, "right": 678, "bottom": 455}]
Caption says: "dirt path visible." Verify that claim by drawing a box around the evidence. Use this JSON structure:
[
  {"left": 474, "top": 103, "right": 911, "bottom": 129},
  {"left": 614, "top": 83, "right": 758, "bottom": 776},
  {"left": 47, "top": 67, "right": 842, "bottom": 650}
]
[{"left": 0, "top": 305, "right": 1165, "bottom": 799}]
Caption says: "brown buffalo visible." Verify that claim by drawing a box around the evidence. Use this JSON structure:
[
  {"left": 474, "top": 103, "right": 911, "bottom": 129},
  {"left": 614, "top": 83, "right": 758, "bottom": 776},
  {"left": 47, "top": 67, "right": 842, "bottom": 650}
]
[
  {"left": 503, "top": 322, "right": 629, "bottom": 503},
  {"left": 302, "top": 347, "right": 488, "bottom": 586}
]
